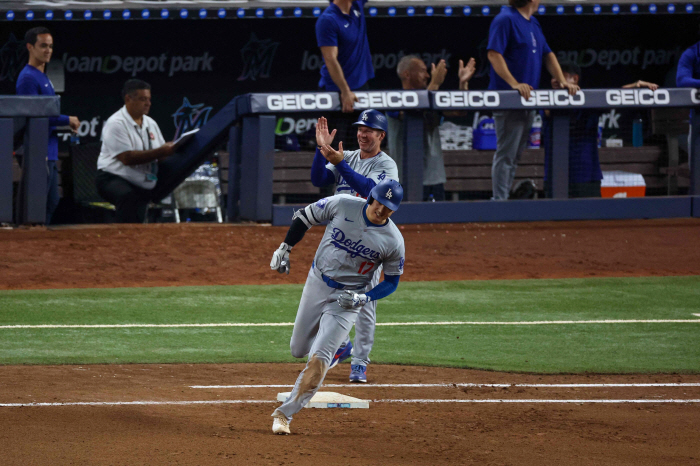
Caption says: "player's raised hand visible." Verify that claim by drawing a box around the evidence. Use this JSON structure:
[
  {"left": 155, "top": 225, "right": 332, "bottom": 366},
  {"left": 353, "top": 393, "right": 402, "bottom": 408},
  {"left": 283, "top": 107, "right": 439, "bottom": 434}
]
[
  {"left": 458, "top": 58, "right": 476, "bottom": 90},
  {"left": 320, "top": 140, "right": 345, "bottom": 166},
  {"left": 270, "top": 242, "right": 292, "bottom": 274},
  {"left": 316, "top": 117, "right": 337, "bottom": 147},
  {"left": 427, "top": 59, "right": 447, "bottom": 91},
  {"left": 337, "top": 290, "right": 370, "bottom": 309}
]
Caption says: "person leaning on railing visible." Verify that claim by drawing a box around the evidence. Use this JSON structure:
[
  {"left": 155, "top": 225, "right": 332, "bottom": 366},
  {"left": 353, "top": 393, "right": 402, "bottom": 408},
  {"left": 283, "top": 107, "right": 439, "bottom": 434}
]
[
  {"left": 16, "top": 27, "right": 80, "bottom": 225},
  {"left": 541, "top": 61, "right": 659, "bottom": 198},
  {"left": 316, "top": 0, "right": 374, "bottom": 113},
  {"left": 676, "top": 32, "right": 700, "bottom": 170},
  {"left": 486, "top": 0, "right": 579, "bottom": 200}
]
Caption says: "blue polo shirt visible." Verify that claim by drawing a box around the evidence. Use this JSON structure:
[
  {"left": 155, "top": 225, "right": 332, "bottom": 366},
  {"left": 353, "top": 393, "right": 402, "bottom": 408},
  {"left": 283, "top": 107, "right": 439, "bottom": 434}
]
[
  {"left": 16, "top": 64, "right": 70, "bottom": 161},
  {"left": 315, "top": 0, "right": 374, "bottom": 91},
  {"left": 676, "top": 41, "right": 700, "bottom": 88},
  {"left": 487, "top": 6, "right": 552, "bottom": 90},
  {"left": 542, "top": 110, "right": 602, "bottom": 184}
]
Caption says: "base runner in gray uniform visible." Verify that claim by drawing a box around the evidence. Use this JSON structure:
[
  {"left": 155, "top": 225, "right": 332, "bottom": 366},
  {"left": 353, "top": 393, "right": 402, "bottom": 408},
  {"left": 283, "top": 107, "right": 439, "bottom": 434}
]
[
  {"left": 311, "top": 109, "right": 399, "bottom": 383},
  {"left": 269, "top": 180, "right": 406, "bottom": 435}
]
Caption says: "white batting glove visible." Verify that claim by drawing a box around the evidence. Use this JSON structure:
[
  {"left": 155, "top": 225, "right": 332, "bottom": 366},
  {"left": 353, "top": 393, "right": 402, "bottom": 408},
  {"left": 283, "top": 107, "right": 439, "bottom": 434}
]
[
  {"left": 270, "top": 242, "right": 292, "bottom": 274},
  {"left": 337, "top": 290, "right": 370, "bottom": 309}
]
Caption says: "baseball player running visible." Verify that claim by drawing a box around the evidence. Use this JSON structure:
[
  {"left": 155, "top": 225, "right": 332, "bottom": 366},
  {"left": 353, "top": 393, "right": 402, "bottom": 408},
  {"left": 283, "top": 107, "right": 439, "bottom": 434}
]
[
  {"left": 269, "top": 179, "right": 406, "bottom": 435},
  {"left": 311, "top": 109, "right": 399, "bottom": 383}
]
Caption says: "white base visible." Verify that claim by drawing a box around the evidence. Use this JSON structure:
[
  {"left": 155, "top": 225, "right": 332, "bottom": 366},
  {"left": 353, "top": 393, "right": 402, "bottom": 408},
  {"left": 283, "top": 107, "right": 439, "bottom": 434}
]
[{"left": 276, "top": 391, "right": 369, "bottom": 409}]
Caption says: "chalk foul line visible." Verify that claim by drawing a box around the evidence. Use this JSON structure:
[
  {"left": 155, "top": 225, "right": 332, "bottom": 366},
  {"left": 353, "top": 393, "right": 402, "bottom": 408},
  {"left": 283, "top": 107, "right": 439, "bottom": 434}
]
[
  {"left": 2, "top": 319, "right": 700, "bottom": 329},
  {"left": 190, "top": 383, "right": 700, "bottom": 389},
  {"left": 2, "top": 399, "right": 700, "bottom": 408}
]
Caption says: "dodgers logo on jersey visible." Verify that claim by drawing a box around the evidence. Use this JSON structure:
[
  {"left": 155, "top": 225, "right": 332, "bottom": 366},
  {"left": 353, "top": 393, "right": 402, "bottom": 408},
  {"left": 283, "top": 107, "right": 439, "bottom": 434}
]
[
  {"left": 316, "top": 198, "right": 328, "bottom": 209},
  {"left": 399, "top": 257, "right": 404, "bottom": 273},
  {"left": 377, "top": 171, "right": 386, "bottom": 181},
  {"left": 330, "top": 228, "right": 381, "bottom": 260}
]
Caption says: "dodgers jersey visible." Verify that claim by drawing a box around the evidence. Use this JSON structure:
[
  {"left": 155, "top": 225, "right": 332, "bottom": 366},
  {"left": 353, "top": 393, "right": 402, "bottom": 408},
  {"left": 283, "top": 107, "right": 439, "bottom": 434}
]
[
  {"left": 327, "top": 150, "right": 399, "bottom": 197},
  {"left": 298, "top": 195, "right": 405, "bottom": 287}
]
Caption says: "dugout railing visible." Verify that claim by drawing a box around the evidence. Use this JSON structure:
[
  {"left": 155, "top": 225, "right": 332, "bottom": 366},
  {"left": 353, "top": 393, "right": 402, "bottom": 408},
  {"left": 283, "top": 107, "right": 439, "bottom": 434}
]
[
  {"left": 224, "top": 88, "right": 700, "bottom": 225},
  {"left": 3, "top": 90, "right": 698, "bottom": 226},
  {"left": 0, "top": 95, "right": 60, "bottom": 224}
]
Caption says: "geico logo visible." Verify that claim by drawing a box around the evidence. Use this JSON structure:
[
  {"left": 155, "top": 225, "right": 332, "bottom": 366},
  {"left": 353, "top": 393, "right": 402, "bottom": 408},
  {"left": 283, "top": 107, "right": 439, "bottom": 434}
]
[
  {"left": 267, "top": 94, "right": 334, "bottom": 111},
  {"left": 521, "top": 90, "right": 585, "bottom": 107},
  {"left": 605, "top": 89, "right": 670, "bottom": 105},
  {"left": 691, "top": 89, "right": 700, "bottom": 105},
  {"left": 434, "top": 91, "right": 500, "bottom": 108},
  {"left": 354, "top": 91, "right": 420, "bottom": 108}
]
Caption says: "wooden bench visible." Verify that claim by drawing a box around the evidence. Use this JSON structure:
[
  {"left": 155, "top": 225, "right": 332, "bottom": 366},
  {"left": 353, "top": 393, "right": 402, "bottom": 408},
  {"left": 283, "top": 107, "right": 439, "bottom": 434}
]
[
  {"left": 652, "top": 108, "right": 691, "bottom": 195},
  {"left": 217, "top": 150, "right": 323, "bottom": 205},
  {"left": 215, "top": 145, "right": 678, "bottom": 204},
  {"left": 443, "top": 146, "right": 680, "bottom": 198}
]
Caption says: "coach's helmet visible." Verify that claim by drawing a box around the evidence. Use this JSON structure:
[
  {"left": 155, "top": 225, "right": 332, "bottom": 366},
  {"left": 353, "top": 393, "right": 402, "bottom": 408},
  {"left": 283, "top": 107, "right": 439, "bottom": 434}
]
[
  {"left": 368, "top": 179, "right": 403, "bottom": 211},
  {"left": 352, "top": 109, "right": 388, "bottom": 133}
]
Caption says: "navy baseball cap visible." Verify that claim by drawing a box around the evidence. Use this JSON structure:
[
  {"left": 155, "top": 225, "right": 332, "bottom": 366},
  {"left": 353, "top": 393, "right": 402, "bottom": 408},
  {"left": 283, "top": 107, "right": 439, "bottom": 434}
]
[{"left": 352, "top": 109, "right": 388, "bottom": 133}]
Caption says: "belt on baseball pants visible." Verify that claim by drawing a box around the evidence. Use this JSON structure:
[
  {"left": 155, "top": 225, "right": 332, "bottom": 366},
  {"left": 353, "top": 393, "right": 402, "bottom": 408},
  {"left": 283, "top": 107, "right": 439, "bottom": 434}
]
[{"left": 311, "top": 262, "right": 364, "bottom": 291}]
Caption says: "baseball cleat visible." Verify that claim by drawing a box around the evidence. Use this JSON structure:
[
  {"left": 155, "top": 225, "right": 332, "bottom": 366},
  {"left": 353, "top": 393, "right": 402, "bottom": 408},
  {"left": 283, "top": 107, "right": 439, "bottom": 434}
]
[
  {"left": 272, "top": 415, "right": 291, "bottom": 435},
  {"left": 329, "top": 341, "right": 353, "bottom": 370},
  {"left": 349, "top": 364, "right": 367, "bottom": 383}
]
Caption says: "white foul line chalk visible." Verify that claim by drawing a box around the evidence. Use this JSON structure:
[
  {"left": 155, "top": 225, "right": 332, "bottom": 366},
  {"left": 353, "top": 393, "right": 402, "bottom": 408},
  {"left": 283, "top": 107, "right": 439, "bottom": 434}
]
[
  {"left": 190, "top": 383, "right": 700, "bottom": 389},
  {"left": 2, "top": 399, "right": 700, "bottom": 408},
  {"left": 2, "top": 319, "right": 699, "bottom": 329}
]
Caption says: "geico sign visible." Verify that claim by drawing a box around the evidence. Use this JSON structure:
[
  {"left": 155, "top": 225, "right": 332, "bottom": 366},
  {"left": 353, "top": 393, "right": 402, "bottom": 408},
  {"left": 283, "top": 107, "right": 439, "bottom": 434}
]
[
  {"left": 267, "top": 93, "right": 334, "bottom": 111},
  {"left": 355, "top": 91, "right": 421, "bottom": 108},
  {"left": 691, "top": 89, "right": 700, "bottom": 105},
  {"left": 521, "top": 90, "right": 585, "bottom": 107},
  {"left": 606, "top": 89, "right": 670, "bottom": 105},
  {"left": 433, "top": 91, "right": 500, "bottom": 108}
]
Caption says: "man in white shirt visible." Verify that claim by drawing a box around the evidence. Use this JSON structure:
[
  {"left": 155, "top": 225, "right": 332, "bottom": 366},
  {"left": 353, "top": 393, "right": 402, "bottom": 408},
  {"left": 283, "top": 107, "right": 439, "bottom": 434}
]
[{"left": 96, "top": 79, "right": 174, "bottom": 223}]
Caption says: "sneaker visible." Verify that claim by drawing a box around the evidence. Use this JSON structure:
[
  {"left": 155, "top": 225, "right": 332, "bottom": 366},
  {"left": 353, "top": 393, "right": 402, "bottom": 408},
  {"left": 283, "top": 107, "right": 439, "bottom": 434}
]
[
  {"left": 328, "top": 341, "right": 353, "bottom": 370},
  {"left": 349, "top": 364, "right": 367, "bottom": 383},
  {"left": 272, "top": 415, "right": 291, "bottom": 435}
]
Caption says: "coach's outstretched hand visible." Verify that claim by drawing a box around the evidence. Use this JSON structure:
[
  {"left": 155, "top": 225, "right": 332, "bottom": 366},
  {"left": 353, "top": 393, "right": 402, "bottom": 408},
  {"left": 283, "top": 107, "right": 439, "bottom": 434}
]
[
  {"left": 337, "top": 290, "right": 370, "bottom": 309},
  {"left": 270, "top": 242, "right": 292, "bottom": 274},
  {"left": 316, "top": 117, "right": 337, "bottom": 147}
]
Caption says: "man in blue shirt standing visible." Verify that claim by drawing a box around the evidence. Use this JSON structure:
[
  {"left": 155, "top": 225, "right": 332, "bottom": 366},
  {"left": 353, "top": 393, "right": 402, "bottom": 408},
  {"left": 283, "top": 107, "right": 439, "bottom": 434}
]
[
  {"left": 487, "top": 0, "right": 578, "bottom": 200},
  {"left": 677, "top": 35, "right": 700, "bottom": 171},
  {"left": 316, "top": 0, "right": 374, "bottom": 113},
  {"left": 16, "top": 27, "right": 79, "bottom": 224}
]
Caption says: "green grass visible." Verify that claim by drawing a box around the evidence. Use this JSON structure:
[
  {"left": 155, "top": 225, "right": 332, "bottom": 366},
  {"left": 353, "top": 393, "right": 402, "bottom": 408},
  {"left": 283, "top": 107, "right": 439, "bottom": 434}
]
[{"left": 1, "top": 276, "right": 699, "bottom": 372}]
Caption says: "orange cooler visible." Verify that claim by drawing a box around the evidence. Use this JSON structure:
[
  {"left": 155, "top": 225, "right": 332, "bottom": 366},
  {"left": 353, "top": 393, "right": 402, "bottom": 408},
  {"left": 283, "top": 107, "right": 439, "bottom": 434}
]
[{"left": 601, "top": 171, "right": 646, "bottom": 198}]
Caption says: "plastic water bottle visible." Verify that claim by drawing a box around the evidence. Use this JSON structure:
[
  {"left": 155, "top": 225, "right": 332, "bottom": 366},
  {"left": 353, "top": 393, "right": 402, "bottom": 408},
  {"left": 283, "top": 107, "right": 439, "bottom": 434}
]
[
  {"left": 428, "top": 194, "right": 435, "bottom": 202},
  {"left": 597, "top": 121, "right": 604, "bottom": 148},
  {"left": 528, "top": 114, "right": 542, "bottom": 148},
  {"left": 70, "top": 133, "right": 80, "bottom": 145},
  {"left": 632, "top": 119, "right": 643, "bottom": 147}
]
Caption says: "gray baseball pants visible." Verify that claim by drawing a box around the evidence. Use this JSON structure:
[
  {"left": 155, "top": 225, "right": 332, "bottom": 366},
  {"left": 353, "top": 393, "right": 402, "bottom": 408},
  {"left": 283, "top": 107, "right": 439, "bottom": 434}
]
[
  {"left": 340, "top": 265, "right": 379, "bottom": 367},
  {"left": 272, "top": 265, "right": 364, "bottom": 421},
  {"left": 492, "top": 110, "right": 536, "bottom": 200}
]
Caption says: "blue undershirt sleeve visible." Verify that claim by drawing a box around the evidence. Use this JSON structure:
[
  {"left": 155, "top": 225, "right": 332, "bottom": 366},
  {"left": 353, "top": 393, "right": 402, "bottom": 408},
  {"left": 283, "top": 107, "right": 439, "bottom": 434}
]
[
  {"left": 334, "top": 160, "right": 376, "bottom": 197},
  {"left": 310, "top": 148, "right": 336, "bottom": 187},
  {"left": 366, "top": 274, "right": 400, "bottom": 301}
]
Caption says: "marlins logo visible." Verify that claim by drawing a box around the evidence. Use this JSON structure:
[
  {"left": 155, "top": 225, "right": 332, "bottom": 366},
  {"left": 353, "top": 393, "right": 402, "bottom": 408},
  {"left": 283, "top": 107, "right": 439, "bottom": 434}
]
[
  {"left": 238, "top": 33, "right": 279, "bottom": 82},
  {"left": 171, "top": 97, "right": 213, "bottom": 139}
]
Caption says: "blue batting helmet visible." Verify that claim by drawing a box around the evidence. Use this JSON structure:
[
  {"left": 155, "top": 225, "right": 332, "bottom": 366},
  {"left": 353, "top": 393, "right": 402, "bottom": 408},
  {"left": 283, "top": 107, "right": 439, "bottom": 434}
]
[
  {"left": 368, "top": 179, "right": 403, "bottom": 211},
  {"left": 352, "top": 109, "right": 388, "bottom": 133}
]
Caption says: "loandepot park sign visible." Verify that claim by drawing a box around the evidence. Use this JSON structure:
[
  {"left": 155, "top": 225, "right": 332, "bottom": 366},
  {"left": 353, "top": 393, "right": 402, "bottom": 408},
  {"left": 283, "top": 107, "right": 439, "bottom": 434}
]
[{"left": 245, "top": 88, "right": 699, "bottom": 113}]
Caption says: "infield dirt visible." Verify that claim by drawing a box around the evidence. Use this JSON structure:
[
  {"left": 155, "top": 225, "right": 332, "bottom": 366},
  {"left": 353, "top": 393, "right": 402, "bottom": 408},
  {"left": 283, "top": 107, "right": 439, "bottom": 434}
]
[{"left": 1, "top": 218, "right": 699, "bottom": 465}]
